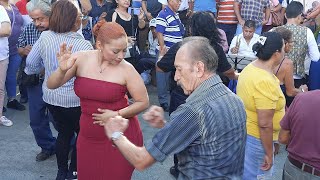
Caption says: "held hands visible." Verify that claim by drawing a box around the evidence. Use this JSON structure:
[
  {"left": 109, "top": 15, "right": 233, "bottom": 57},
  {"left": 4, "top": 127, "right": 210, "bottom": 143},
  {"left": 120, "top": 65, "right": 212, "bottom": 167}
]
[
  {"left": 261, "top": 154, "right": 273, "bottom": 171},
  {"left": 104, "top": 116, "right": 129, "bottom": 140},
  {"left": 142, "top": 105, "right": 166, "bottom": 129},
  {"left": 56, "top": 43, "right": 76, "bottom": 73},
  {"left": 92, "top": 108, "right": 118, "bottom": 126}
]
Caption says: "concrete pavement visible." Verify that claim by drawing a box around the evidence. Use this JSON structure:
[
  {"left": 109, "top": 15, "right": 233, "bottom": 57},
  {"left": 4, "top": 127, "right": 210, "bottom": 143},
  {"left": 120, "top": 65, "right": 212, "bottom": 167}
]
[{"left": 0, "top": 85, "right": 287, "bottom": 180}]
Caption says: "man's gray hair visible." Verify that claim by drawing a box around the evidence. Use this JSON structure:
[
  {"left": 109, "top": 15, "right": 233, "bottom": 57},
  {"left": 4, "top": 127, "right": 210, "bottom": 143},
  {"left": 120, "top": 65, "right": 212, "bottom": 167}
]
[
  {"left": 26, "top": 0, "right": 52, "bottom": 17},
  {"left": 180, "top": 36, "right": 218, "bottom": 72}
]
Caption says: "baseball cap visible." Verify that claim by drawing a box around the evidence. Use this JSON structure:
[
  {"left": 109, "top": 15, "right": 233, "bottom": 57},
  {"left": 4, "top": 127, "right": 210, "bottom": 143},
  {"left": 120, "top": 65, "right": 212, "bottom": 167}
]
[{"left": 149, "top": 18, "right": 157, "bottom": 27}]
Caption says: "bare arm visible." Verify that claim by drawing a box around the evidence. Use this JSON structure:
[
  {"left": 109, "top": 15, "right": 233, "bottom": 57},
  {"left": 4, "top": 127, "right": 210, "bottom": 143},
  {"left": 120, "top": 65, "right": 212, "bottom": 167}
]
[
  {"left": 120, "top": 63, "right": 149, "bottom": 118},
  {"left": 283, "top": 60, "right": 305, "bottom": 97},
  {"left": 142, "top": 1, "right": 153, "bottom": 21},
  {"left": 113, "top": 136, "right": 156, "bottom": 171},
  {"left": 234, "top": 1, "right": 244, "bottom": 26},
  {"left": 307, "top": 4, "right": 320, "bottom": 19},
  {"left": 0, "top": 22, "right": 11, "bottom": 37},
  {"left": 263, "top": 7, "right": 271, "bottom": 25},
  {"left": 278, "top": 128, "right": 290, "bottom": 144},
  {"left": 223, "top": 68, "right": 238, "bottom": 80},
  {"left": 103, "top": 116, "right": 156, "bottom": 170},
  {"left": 157, "top": 32, "right": 167, "bottom": 56},
  {"left": 257, "top": 109, "right": 274, "bottom": 171}
]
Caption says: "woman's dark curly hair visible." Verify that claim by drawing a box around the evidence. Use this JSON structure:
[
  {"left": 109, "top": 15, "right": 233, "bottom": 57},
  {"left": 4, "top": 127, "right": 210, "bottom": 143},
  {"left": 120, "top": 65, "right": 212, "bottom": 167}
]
[{"left": 189, "top": 11, "right": 222, "bottom": 49}]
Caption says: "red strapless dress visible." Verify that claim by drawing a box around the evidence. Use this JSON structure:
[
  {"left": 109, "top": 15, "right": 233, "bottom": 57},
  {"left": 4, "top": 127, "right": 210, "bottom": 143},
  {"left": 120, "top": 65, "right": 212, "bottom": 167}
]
[{"left": 74, "top": 77, "right": 143, "bottom": 180}]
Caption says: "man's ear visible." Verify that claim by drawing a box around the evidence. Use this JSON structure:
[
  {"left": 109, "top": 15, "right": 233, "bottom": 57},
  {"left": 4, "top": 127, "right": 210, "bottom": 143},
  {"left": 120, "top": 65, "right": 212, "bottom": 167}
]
[{"left": 195, "top": 61, "right": 205, "bottom": 77}]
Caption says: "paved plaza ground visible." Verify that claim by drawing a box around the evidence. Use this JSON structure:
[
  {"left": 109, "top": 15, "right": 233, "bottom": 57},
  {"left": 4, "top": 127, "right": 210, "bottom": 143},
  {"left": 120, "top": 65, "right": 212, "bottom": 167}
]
[{"left": 0, "top": 85, "right": 287, "bottom": 180}]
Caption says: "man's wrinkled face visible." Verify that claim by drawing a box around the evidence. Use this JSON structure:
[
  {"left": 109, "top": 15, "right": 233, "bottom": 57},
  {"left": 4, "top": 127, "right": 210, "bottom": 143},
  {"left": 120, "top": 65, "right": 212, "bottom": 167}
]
[
  {"left": 174, "top": 47, "right": 199, "bottom": 95},
  {"left": 29, "top": 9, "right": 49, "bottom": 31},
  {"left": 243, "top": 26, "right": 255, "bottom": 40}
]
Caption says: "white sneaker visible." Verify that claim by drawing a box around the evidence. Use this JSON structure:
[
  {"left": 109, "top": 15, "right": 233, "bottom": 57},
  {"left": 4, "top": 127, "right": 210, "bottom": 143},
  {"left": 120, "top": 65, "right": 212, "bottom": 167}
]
[{"left": 0, "top": 116, "right": 13, "bottom": 127}]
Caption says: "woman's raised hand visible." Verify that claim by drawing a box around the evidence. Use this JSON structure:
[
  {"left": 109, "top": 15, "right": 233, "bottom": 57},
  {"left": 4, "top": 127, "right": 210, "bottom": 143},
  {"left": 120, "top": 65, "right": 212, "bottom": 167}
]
[{"left": 56, "top": 43, "right": 77, "bottom": 73}]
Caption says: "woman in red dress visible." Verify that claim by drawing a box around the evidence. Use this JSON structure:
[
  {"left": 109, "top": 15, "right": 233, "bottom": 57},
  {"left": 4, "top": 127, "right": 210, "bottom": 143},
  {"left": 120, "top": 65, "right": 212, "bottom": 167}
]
[{"left": 47, "top": 22, "right": 149, "bottom": 180}]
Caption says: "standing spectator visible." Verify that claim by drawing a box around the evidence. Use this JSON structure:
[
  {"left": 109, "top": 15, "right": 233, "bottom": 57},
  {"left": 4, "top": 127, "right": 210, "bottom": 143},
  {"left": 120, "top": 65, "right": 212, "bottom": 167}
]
[
  {"left": 279, "top": 90, "right": 320, "bottom": 180},
  {"left": 234, "top": 0, "right": 270, "bottom": 35},
  {"left": 158, "top": 0, "right": 190, "bottom": 29},
  {"left": 216, "top": 0, "right": 238, "bottom": 45},
  {"left": 228, "top": 20, "right": 260, "bottom": 59},
  {"left": 17, "top": 0, "right": 57, "bottom": 162},
  {"left": 237, "top": 32, "right": 286, "bottom": 179},
  {"left": 0, "top": 0, "right": 25, "bottom": 111},
  {"left": 25, "top": 0, "right": 93, "bottom": 179},
  {"left": 189, "top": 0, "right": 217, "bottom": 14},
  {"left": 155, "top": 0, "right": 184, "bottom": 111},
  {"left": 0, "top": 5, "right": 12, "bottom": 126},
  {"left": 281, "top": 1, "right": 319, "bottom": 92},
  {"left": 103, "top": 36, "right": 247, "bottom": 180}
]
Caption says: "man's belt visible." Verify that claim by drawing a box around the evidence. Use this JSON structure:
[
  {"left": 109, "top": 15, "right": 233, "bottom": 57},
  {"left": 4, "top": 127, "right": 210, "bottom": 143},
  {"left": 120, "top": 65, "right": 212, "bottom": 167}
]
[{"left": 288, "top": 156, "right": 320, "bottom": 176}]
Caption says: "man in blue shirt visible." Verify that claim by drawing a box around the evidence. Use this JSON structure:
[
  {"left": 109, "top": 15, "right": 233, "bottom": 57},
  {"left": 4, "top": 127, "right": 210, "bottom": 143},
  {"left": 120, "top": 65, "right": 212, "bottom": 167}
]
[
  {"left": 103, "top": 37, "right": 247, "bottom": 179},
  {"left": 155, "top": 0, "right": 184, "bottom": 111}
]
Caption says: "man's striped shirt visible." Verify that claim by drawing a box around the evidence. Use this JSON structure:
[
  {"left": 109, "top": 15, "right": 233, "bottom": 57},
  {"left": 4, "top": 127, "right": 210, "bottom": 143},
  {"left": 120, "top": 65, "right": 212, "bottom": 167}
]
[
  {"left": 216, "top": 0, "right": 238, "bottom": 24},
  {"left": 156, "top": 6, "right": 184, "bottom": 50}
]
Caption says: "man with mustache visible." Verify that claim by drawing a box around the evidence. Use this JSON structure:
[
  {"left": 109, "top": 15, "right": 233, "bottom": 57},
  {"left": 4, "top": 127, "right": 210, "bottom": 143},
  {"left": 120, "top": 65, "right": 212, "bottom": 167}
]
[{"left": 17, "top": 0, "right": 56, "bottom": 162}]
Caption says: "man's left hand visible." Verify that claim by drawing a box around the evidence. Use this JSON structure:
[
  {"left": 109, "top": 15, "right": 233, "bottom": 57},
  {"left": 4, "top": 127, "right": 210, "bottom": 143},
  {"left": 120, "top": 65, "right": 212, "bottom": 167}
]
[{"left": 104, "top": 116, "right": 129, "bottom": 139}]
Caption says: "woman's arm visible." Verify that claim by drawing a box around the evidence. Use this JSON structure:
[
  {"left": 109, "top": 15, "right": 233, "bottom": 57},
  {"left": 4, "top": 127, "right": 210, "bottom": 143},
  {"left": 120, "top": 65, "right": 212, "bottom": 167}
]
[
  {"left": 47, "top": 43, "right": 78, "bottom": 89},
  {"left": 122, "top": 63, "right": 149, "bottom": 118},
  {"left": 257, "top": 109, "right": 274, "bottom": 171},
  {"left": 283, "top": 60, "right": 306, "bottom": 96}
]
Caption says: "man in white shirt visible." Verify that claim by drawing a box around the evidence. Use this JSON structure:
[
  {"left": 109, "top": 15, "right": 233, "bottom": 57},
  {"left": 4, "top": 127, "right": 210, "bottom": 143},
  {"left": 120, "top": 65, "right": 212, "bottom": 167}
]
[{"left": 228, "top": 20, "right": 259, "bottom": 59}]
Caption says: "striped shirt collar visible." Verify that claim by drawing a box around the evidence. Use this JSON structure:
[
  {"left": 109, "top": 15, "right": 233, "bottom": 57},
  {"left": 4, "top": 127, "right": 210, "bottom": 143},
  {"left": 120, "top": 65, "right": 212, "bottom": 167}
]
[{"left": 186, "top": 74, "right": 221, "bottom": 102}]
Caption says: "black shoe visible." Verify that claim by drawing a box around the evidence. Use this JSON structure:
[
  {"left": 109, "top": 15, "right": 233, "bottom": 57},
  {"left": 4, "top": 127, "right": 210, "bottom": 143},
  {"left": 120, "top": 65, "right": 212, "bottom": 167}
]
[
  {"left": 7, "top": 99, "right": 26, "bottom": 111},
  {"left": 169, "top": 166, "right": 179, "bottom": 178},
  {"left": 66, "top": 171, "right": 77, "bottom": 180},
  {"left": 36, "top": 151, "right": 54, "bottom": 162},
  {"left": 2, "top": 107, "right": 6, "bottom": 113},
  {"left": 20, "top": 96, "right": 28, "bottom": 104},
  {"left": 56, "top": 169, "right": 67, "bottom": 180},
  {"left": 160, "top": 103, "right": 169, "bottom": 112}
]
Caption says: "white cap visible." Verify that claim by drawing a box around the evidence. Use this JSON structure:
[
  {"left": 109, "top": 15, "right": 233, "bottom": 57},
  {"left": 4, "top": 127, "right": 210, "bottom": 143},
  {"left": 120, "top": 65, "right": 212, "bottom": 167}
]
[{"left": 149, "top": 18, "right": 157, "bottom": 27}]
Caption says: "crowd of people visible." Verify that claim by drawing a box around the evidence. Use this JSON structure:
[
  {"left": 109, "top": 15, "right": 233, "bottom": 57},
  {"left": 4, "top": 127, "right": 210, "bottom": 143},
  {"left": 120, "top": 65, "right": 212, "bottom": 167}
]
[{"left": 0, "top": 0, "right": 320, "bottom": 179}]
